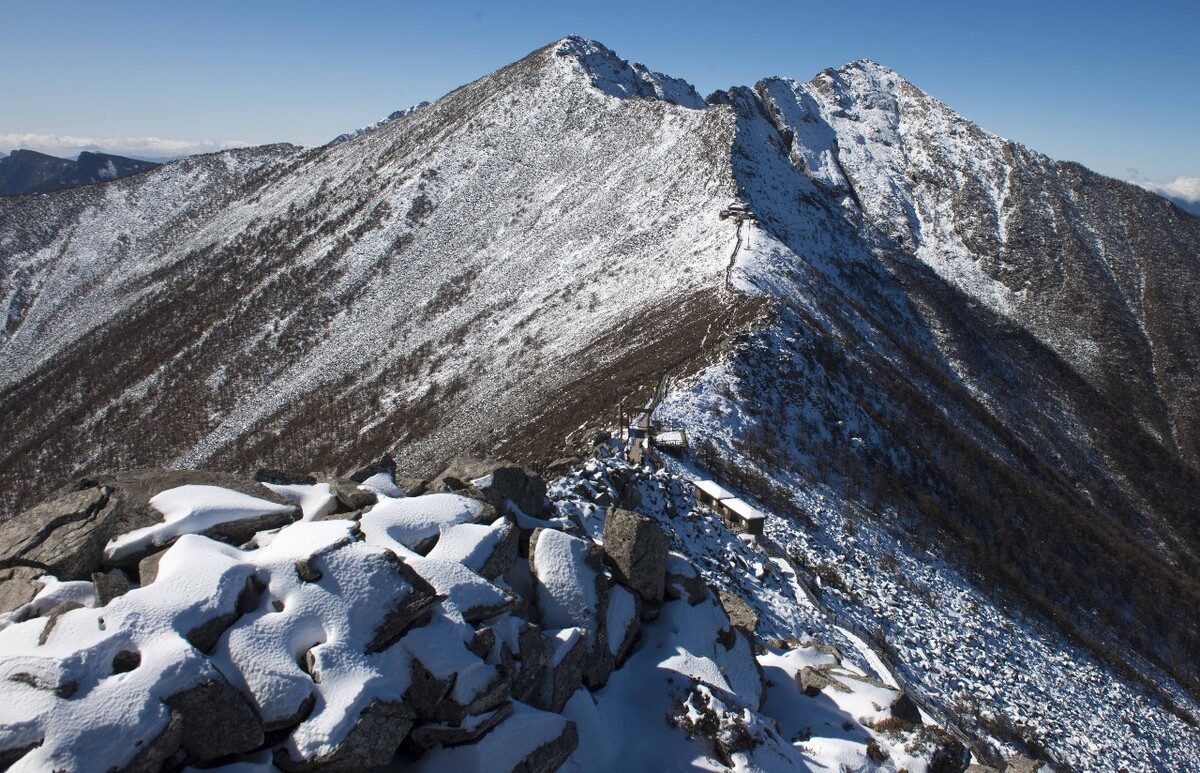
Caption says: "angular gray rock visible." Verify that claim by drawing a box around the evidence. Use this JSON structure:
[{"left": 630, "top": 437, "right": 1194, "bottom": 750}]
[
  {"left": 0, "top": 566, "right": 44, "bottom": 615},
  {"left": 798, "top": 665, "right": 846, "bottom": 697},
  {"left": 273, "top": 699, "right": 414, "bottom": 772},
  {"left": 511, "top": 623, "right": 555, "bottom": 706},
  {"left": 92, "top": 571, "right": 132, "bottom": 606},
  {"left": 717, "top": 588, "right": 758, "bottom": 633},
  {"left": 164, "top": 678, "right": 265, "bottom": 761},
  {"left": 348, "top": 454, "right": 398, "bottom": 484},
  {"left": 602, "top": 508, "right": 669, "bottom": 603},
  {"left": 435, "top": 457, "right": 549, "bottom": 517},
  {"left": 332, "top": 479, "right": 377, "bottom": 511},
  {"left": 0, "top": 486, "right": 117, "bottom": 581},
  {"left": 137, "top": 548, "right": 169, "bottom": 585},
  {"left": 889, "top": 691, "right": 923, "bottom": 725},
  {"left": 397, "top": 476, "right": 430, "bottom": 497},
  {"left": 409, "top": 701, "right": 514, "bottom": 750}
]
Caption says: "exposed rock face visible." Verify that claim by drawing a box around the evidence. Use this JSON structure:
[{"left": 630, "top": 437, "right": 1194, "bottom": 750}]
[
  {"left": 91, "top": 571, "right": 131, "bottom": 606},
  {"left": 0, "top": 486, "right": 117, "bottom": 582},
  {"left": 0, "top": 567, "right": 43, "bottom": 614},
  {"left": 602, "top": 508, "right": 669, "bottom": 604}
]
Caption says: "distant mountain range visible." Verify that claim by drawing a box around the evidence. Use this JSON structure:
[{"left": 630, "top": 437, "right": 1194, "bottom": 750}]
[
  {"left": 0, "top": 148, "right": 158, "bottom": 195},
  {"left": 1, "top": 36, "right": 1199, "bottom": 769}
]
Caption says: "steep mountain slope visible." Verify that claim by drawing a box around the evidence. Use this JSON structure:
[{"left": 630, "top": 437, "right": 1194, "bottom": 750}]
[
  {"left": 0, "top": 149, "right": 159, "bottom": 195},
  {"left": 3, "top": 36, "right": 1200, "bottom": 769},
  {"left": 0, "top": 37, "right": 754, "bottom": 513},
  {"left": 661, "top": 63, "right": 1200, "bottom": 765}
]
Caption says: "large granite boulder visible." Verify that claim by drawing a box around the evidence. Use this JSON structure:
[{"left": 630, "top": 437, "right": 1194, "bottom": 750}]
[
  {"left": 274, "top": 700, "right": 414, "bottom": 772},
  {"left": 602, "top": 508, "right": 669, "bottom": 604},
  {"left": 435, "top": 457, "right": 550, "bottom": 517},
  {"left": 164, "top": 678, "right": 265, "bottom": 762},
  {"left": 90, "top": 469, "right": 298, "bottom": 545},
  {"left": 0, "top": 485, "right": 118, "bottom": 586},
  {"left": 528, "top": 528, "right": 609, "bottom": 687}
]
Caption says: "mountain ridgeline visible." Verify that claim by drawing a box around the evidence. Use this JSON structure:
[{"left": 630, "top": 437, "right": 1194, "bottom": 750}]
[
  {"left": 2, "top": 36, "right": 1199, "bottom": 766},
  {"left": 0, "top": 149, "right": 159, "bottom": 196}
]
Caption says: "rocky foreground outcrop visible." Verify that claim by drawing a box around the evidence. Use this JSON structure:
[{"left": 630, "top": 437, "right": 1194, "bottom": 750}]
[{"left": 0, "top": 456, "right": 964, "bottom": 771}]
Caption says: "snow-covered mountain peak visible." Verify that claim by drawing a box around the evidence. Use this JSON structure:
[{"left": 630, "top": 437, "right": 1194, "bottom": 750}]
[{"left": 552, "top": 35, "right": 706, "bottom": 109}]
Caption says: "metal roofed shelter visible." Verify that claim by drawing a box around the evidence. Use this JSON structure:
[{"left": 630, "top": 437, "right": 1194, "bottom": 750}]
[
  {"left": 722, "top": 498, "right": 766, "bottom": 537},
  {"left": 693, "top": 479, "right": 735, "bottom": 507}
]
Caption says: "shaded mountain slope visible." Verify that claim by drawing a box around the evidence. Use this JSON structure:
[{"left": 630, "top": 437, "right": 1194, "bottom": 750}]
[{"left": 0, "top": 148, "right": 159, "bottom": 196}]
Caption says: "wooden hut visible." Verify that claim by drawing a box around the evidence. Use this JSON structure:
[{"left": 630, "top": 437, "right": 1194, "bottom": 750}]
[{"left": 692, "top": 481, "right": 767, "bottom": 537}]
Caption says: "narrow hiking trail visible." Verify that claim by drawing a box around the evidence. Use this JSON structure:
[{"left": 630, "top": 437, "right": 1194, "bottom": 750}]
[{"left": 646, "top": 216, "right": 754, "bottom": 423}]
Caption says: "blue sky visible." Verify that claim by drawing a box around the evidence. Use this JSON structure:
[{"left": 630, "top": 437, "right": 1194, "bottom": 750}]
[{"left": 1, "top": 0, "right": 1196, "bottom": 185}]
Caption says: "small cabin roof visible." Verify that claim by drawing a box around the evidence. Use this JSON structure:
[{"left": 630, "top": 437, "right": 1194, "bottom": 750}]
[
  {"left": 723, "top": 497, "right": 766, "bottom": 522},
  {"left": 693, "top": 479, "right": 735, "bottom": 500},
  {"left": 654, "top": 430, "right": 685, "bottom": 444}
]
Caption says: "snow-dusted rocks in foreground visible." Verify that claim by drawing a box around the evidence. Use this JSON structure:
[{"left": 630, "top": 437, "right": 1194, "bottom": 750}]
[{"left": 0, "top": 458, "right": 962, "bottom": 772}]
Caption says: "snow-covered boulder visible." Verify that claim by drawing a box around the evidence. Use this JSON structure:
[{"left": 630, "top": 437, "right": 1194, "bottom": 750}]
[
  {"left": 98, "top": 469, "right": 298, "bottom": 545},
  {"left": 528, "top": 528, "right": 609, "bottom": 687},
  {"left": 403, "top": 612, "right": 511, "bottom": 724},
  {"left": 277, "top": 699, "right": 412, "bottom": 772},
  {"left": 104, "top": 484, "right": 299, "bottom": 564},
  {"left": 415, "top": 700, "right": 578, "bottom": 773},
  {"left": 605, "top": 584, "right": 641, "bottom": 666},
  {"left": 409, "top": 701, "right": 513, "bottom": 751},
  {"left": 361, "top": 494, "right": 492, "bottom": 554},
  {"left": 408, "top": 556, "right": 516, "bottom": 624},
  {"left": 664, "top": 551, "right": 707, "bottom": 606},
  {"left": 260, "top": 481, "right": 339, "bottom": 521},
  {"left": 427, "top": 519, "right": 518, "bottom": 580}
]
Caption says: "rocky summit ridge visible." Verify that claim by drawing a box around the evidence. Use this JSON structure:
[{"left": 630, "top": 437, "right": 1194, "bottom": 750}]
[{"left": 1, "top": 35, "right": 1199, "bottom": 770}]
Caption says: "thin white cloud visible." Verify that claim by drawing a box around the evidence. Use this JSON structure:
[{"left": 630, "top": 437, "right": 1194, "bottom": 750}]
[
  {"left": 1132, "top": 176, "right": 1200, "bottom": 215},
  {"left": 0, "top": 132, "right": 250, "bottom": 160}
]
